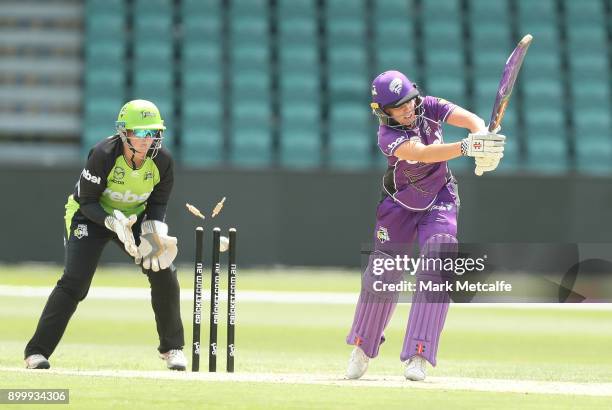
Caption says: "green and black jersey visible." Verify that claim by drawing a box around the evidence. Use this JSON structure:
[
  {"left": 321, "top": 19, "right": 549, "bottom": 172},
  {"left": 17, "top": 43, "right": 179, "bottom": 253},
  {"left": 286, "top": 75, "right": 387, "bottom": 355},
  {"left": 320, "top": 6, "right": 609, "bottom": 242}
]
[{"left": 65, "top": 135, "right": 174, "bottom": 227}]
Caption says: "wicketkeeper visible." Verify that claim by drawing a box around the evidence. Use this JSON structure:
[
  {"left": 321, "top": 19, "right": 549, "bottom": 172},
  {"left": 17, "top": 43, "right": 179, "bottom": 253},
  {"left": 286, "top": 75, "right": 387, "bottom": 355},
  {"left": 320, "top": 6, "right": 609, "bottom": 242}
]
[
  {"left": 24, "top": 100, "right": 186, "bottom": 371},
  {"left": 346, "top": 71, "right": 505, "bottom": 381}
]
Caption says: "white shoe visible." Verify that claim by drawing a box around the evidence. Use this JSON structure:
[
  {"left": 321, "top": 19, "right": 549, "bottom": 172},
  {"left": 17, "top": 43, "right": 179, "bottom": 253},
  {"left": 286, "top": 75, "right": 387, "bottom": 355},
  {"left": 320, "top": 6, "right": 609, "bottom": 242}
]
[
  {"left": 346, "top": 346, "right": 369, "bottom": 379},
  {"left": 404, "top": 355, "right": 427, "bottom": 381},
  {"left": 25, "top": 354, "right": 50, "bottom": 369},
  {"left": 159, "top": 349, "right": 187, "bottom": 371}
]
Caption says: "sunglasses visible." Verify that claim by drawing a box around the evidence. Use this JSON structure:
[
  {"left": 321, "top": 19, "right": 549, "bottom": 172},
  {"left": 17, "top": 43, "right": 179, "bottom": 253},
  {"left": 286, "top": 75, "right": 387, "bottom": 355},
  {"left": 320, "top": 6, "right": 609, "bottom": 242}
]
[{"left": 132, "top": 129, "right": 162, "bottom": 139}]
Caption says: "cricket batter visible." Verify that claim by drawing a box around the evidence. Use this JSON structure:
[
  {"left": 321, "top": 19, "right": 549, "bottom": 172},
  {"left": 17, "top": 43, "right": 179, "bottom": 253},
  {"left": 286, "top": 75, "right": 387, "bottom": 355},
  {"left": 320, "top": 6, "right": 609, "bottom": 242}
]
[
  {"left": 346, "top": 71, "right": 505, "bottom": 381},
  {"left": 24, "top": 100, "right": 187, "bottom": 371}
]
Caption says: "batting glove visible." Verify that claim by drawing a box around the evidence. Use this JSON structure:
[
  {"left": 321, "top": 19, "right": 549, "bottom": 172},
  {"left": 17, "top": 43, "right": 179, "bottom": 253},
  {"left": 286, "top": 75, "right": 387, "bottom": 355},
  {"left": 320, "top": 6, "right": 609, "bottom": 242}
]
[
  {"left": 467, "top": 126, "right": 505, "bottom": 175},
  {"left": 474, "top": 156, "right": 502, "bottom": 175},
  {"left": 461, "top": 129, "right": 506, "bottom": 159}
]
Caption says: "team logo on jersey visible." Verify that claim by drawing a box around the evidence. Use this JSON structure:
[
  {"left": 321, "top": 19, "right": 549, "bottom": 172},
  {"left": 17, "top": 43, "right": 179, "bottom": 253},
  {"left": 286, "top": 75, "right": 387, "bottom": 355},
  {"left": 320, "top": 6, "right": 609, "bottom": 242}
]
[
  {"left": 74, "top": 224, "right": 88, "bottom": 239},
  {"left": 376, "top": 227, "right": 390, "bottom": 244},
  {"left": 113, "top": 167, "right": 125, "bottom": 180},
  {"left": 144, "top": 171, "right": 153, "bottom": 181},
  {"left": 389, "top": 78, "right": 403, "bottom": 95}
]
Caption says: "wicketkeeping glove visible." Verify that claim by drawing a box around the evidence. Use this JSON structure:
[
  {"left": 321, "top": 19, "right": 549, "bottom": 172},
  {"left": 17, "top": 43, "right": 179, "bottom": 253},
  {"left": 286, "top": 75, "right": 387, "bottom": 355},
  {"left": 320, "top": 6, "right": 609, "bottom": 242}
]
[
  {"left": 136, "top": 220, "right": 178, "bottom": 272},
  {"left": 104, "top": 210, "right": 138, "bottom": 258}
]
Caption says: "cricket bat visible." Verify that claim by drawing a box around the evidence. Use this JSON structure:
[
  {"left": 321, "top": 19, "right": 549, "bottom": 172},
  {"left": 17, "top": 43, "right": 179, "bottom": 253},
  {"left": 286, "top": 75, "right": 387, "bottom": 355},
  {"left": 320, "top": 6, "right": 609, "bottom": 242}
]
[
  {"left": 476, "top": 34, "right": 533, "bottom": 176},
  {"left": 488, "top": 34, "right": 533, "bottom": 132}
]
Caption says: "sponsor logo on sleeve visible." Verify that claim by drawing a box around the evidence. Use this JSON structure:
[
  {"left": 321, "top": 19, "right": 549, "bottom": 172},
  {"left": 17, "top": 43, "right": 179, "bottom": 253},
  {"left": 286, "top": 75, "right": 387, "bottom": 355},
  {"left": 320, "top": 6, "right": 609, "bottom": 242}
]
[
  {"left": 81, "top": 169, "right": 101, "bottom": 185},
  {"left": 387, "top": 136, "right": 406, "bottom": 152}
]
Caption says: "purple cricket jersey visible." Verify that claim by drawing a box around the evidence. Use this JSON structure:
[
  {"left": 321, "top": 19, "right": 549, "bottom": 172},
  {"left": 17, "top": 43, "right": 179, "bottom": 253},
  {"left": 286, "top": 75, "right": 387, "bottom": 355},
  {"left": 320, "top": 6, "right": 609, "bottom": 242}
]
[{"left": 377, "top": 96, "right": 456, "bottom": 211}]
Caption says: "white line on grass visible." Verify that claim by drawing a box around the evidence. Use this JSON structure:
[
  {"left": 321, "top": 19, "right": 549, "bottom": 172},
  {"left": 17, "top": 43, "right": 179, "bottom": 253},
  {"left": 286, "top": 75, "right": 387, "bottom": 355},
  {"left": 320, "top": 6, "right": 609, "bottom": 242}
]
[
  {"left": 1, "top": 367, "right": 611, "bottom": 397},
  {"left": 1, "top": 285, "right": 612, "bottom": 310}
]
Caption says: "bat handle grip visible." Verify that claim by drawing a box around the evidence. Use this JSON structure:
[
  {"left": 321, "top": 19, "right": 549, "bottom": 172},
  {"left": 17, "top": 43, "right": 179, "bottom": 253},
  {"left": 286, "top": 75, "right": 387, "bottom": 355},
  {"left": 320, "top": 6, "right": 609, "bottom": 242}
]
[{"left": 487, "top": 123, "right": 501, "bottom": 134}]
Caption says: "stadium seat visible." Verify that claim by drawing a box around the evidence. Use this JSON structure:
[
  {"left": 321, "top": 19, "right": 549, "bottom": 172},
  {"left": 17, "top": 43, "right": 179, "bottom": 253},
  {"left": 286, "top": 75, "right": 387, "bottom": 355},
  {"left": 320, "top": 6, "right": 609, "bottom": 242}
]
[
  {"left": 372, "top": 0, "right": 415, "bottom": 76},
  {"left": 279, "top": 46, "right": 318, "bottom": 73},
  {"left": 517, "top": 21, "right": 559, "bottom": 52},
  {"left": 566, "top": 26, "right": 606, "bottom": 55},
  {"left": 182, "top": 43, "right": 221, "bottom": 68},
  {"left": 230, "top": 0, "right": 268, "bottom": 17},
  {"left": 181, "top": 126, "right": 224, "bottom": 168},
  {"left": 182, "top": 0, "right": 220, "bottom": 14},
  {"left": 573, "top": 111, "right": 612, "bottom": 142},
  {"left": 564, "top": 0, "right": 604, "bottom": 25},
  {"left": 229, "top": 101, "right": 272, "bottom": 167},
  {"left": 422, "top": 21, "right": 462, "bottom": 50},
  {"left": 279, "top": 130, "right": 322, "bottom": 168},
  {"left": 469, "top": 0, "right": 508, "bottom": 19},
  {"left": 278, "top": 0, "right": 317, "bottom": 18},
  {"left": 517, "top": 0, "right": 557, "bottom": 25},
  {"left": 85, "top": 70, "right": 125, "bottom": 100},
  {"left": 326, "top": 0, "right": 365, "bottom": 19},
  {"left": 422, "top": 0, "right": 460, "bottom": 18},
  {"left": 280, "top": 102, "right": 322, "bottom": 168},
  {"left": 86, "top": 0, "right": 123, "bottom": 15},
  {"left": 328, "top": 104, "right": 372, "bottom": 169},
  {"left": 525, "top": 136, "right": 569, "bottom": 173},
  {"left": 280, "top": 72, "right": 320, "bottom": 105},
  {"left": 575, "top": 136, "right": 612, "bottom": 175},
  {"left": 278, "top": 18, "right": 317, "bottom": 46},
  {"left": 524, "top": 107, "right": 568, "bottom": 172},
  {"left": 183, "top": 14, "right": 221, "bottom": 41}
]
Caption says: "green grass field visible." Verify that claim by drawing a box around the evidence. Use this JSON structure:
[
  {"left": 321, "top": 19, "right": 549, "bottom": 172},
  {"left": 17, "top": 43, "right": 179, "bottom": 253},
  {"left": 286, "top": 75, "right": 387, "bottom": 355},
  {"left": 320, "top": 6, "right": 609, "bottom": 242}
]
[{"left": 1, "top": 264, "right": 611, "bottom": 409}]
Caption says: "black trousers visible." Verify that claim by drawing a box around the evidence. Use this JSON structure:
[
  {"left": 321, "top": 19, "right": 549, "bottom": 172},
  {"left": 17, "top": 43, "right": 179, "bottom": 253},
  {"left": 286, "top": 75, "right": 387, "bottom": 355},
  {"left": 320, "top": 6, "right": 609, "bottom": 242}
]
[{"left": 24, "top": 211, "right": 184, "bottom": 359}]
